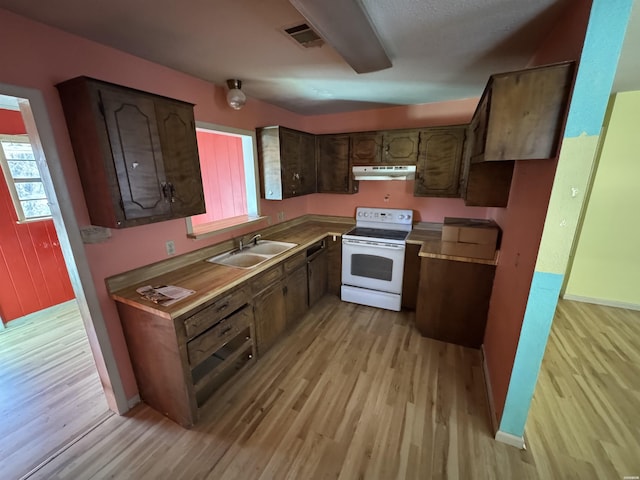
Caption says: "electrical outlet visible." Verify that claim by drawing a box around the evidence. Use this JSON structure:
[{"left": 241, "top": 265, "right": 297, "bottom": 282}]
[
  {"left": 277, "top": 211, "right": 285, "bottom": 221},
  {"left": 165, "top": 240, "right": 176, "bottom": 256}
]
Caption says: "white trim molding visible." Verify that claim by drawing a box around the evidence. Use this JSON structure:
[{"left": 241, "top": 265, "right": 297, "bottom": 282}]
[
  {"left": 127, "top": 394, "right": 141, "bottom": 410},
  {"left": 495, "top": 430, "right": 526, "bottom": 450},
  {"left": 562, "top": 294, "right": 640, "bottom": 312}
]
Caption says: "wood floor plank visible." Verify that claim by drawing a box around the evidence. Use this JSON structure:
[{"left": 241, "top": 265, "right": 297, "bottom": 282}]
[
  {"left": 24, "top": 296, "right": 640, "bottom": 479},
  {"left": 0, "top": 301, "right": 109, "bottom": 480}
]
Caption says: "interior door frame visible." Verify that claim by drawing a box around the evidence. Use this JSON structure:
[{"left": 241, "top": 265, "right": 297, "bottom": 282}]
[{"left": 0, "top": 82, "right": 128, "bottom": 414}]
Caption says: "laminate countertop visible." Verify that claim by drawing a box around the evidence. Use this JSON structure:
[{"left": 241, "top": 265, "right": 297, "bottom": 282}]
[
  {"left": 407, "top": 225, "right": 499, "bottom": 266},
  {"left": 108, "top": 218, "right": 353, "bottom": 320}
]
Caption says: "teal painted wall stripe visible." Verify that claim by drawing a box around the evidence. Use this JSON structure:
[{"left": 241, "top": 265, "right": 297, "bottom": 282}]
[
  {"left": 499, "top": 271, "right": 564, "bottom": 436},
  {"left": 564, "top": 0, "right": 634, "bottom": 138}
]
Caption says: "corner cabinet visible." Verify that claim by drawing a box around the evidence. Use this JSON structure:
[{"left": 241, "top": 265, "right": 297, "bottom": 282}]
[
  {"left": 414, "top": 126, "right": 466, "bottom": 197},
  {"left": 316, "top": 134, "right": 358, "bottom": 194},
  {"left": 461, "top": 61, "right": 575, "bottom": 207},
  {"left": 56, "top": 76, "right": 205, "bottom": 228},
  {"left": 257, "top": 126, "right": 317, "bottom": 199}
]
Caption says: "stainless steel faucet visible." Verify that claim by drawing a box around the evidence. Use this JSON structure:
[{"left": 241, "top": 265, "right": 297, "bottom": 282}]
[{"left": 239, "top": 233, "right": 261, "bottom": 251}]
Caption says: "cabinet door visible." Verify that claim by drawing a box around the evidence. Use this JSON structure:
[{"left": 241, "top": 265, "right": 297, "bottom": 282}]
[
  {"left": 155, "top": 99, "right": 206, "bottom": 218},
  {"left": 382, "top": 129, "right": 420, "bottom": 164},
  {"left": 298, "top": 132, "right": 317, "bottom": 195},
  {"left": 414, "top": 126, "right": 465, "bottom": 197},
  {"left": 284, "top": 264, "right": 308, "bottom": 328},
  {"left": 278, "top": 128, "right": 316, "bottom": 198},
  {"left": 308, "top": 249, "right": 328, "bottom": 307},
  {"left": 415, "top": 257, "right": 496, "bottom": 349},
  {"left": 253, "top": 283, "right": 286, "bottom": 355},
  {"left": 350, "top": 132, "right": 382, "bottom": 165},
  {"left": 317, "top": 134, "right": 357, "bottom": 194},
  {"left": 99, "top": 86, "right": 170, "bottom": 221}
]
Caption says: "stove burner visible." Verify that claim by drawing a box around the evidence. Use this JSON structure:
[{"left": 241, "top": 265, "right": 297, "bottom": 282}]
[{"left": 345, "top": 227, "right": 409, "bottom": 242}]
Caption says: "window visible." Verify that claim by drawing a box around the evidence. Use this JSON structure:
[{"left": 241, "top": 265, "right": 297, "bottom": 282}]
[
  {"left": 0, "top": 134, "right": 51, "bottom": 221},
  {"left": 186, "top": 123, "right": 261, "bottom": 238}
]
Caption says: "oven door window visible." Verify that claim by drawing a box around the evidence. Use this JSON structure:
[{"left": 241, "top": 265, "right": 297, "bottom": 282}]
[{"left": 351, "top": 254, "right": 393, "bottom": 281}]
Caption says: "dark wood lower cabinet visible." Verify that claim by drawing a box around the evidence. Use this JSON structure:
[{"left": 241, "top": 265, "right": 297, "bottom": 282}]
[
  {"left": 284, "top": 264, "right": 309, "bottom": 328},
  {"left": 415, "top": 257, "right": 496, "bottom": 348},
  {"left": 253, "top": 282, "right": 286, "bottom": 356},
  {"left": 308, "top": 248, "right": 328, "bottom": 307}
]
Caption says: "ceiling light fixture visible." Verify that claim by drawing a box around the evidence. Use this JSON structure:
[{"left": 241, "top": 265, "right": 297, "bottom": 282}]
[
  {"left": 226, "top": 79, "right": 246, "bottom": 110},
  {"left": 288, "top": 0, "right": 392, "bottom": 74}
]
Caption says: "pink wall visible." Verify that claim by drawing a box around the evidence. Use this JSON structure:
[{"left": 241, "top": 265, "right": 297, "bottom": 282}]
[
  {"left": 482, "top": 0, "right": 592, "bottom": 422},
  {"left": 0, "top": 8, "right": 305, "bottom": 407}
]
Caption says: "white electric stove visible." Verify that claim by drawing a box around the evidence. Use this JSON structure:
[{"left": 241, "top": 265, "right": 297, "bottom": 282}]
[{"left": 341, "top": 207, "right": 413, "bottom": 311}]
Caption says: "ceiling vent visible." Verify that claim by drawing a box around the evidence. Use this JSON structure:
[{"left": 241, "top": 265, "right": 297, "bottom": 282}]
[{"left": 282, "top": 23, "right": 324, "bottom": 48}]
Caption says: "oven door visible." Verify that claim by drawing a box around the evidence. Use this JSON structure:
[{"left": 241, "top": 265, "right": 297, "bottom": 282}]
[{"left": 342, "top": 238, "right": 405, "bottom": 294}]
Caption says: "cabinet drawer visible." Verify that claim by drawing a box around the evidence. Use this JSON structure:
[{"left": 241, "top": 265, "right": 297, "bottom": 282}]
[
  {"left": 184, "top": 286, "right": 250, "bottom": 339},
  {"left": 283, "top": 252, "right": 306, "bottom": 273},
  {"left": 251, "top": 265, "right": 284, "bottom": 294},
  {"left": 192, "top": 333, "right": 254, "bottom": 407},
  {"left": 187, "top": 305, "right": 253, "bottom": 368}
]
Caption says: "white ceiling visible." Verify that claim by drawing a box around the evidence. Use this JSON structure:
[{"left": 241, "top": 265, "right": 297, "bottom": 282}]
[{"left": 0, "top": 0, "right": 637, "bottom": 115}]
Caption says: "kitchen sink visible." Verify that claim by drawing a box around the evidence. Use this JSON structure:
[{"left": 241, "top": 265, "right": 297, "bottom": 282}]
[
  {"left": 207, "top": 240, "right": 297, "bottom": 269},
  {"left": 247, "top": 240, "right": 297, "bottom": 255}
]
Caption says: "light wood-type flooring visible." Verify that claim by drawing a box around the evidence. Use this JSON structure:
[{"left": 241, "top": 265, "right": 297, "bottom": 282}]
[
  {"left": 0, "top": 301, "right": 110, "bottom": 480},
  {"left": 526, "top": 299, "right": 640, "bottom": 479},
  {"left": 12, "top": 296, "right": 640, "bottom": 479}
]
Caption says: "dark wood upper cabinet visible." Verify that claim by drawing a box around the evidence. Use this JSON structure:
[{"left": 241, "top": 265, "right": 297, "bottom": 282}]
[
  {"left": 350, "top": 131, "right": 382, "bottom": 165},
  {"left": 382, "top": 129, "right": 420, "bottom": 164},
  {"left": 351, "top": 129, "right": 419, "bottom": 165},
  {"left": 56, "top": 76, "right": 204, "bottom": 228},
  {"left": 470, "top": 61, "right": 575, "bottom": 163},
  {"left": 257, "top": 126, "right": 317, "bottom": 200},
  {"left": 414, "top": 126, "right": 466, "bottom": 197},
  {"left": 316, "top": 134, "right": 358, "bottom": 194},
  {"left": 461, "top": 61, "right": 575, "bottom": 207},
  {"left": 155, "top": 100, "right": 206, "bottom": 218}
]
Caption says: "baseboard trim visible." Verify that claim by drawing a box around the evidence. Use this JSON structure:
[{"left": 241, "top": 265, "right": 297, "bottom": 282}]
[
  {"left": 127, "top": 394, "right": 141, "bottom": 410},
  {"left": 480, "top": 345, "right": 499, "bottom": 435},
  {"left": 495, "top": 430, "right": 526, "bottom": 449},
  {"left": 562, "top": 294, "right": 640, "bottom": 311}
]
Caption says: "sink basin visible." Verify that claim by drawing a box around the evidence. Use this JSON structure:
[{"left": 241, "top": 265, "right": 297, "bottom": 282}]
[
  {"left": 248, "top": 240, "right": 297, "bottom": 255},
  {"left": 207, "top": 240, "right": 298, "bottom": 269},
  {"left": 213, "top": 252, "right": 268, "bottom": 268}
]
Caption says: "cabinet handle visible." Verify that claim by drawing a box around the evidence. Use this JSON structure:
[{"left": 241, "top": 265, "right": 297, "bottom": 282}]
[
  {"left": 219, "top": 326, "right": 233, "bottom": 337},
  {"left": 216, "top": 302, "right": 229, "bottom": 312}
]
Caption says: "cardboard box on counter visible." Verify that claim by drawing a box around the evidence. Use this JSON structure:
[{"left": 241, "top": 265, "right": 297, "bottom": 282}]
[{"left": 441, "top": 217, "right": 500, "bottom": 260}]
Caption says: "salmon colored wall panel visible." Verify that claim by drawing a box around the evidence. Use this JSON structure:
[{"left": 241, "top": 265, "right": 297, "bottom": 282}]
[
  {"left": 483, "top": 160, "right": 558, "bottom": 417},
  {"left": 482, "top": 0, "right": 590, "bottom": 422},
  {"left": 0, "top": 108, "right": 74, "bottom": 324},
  {"left": 303, "top": 98, "right": 478, "bottom": 134},
  {"left": 305, "top": 180, "right": 489, "bottom": 222}
]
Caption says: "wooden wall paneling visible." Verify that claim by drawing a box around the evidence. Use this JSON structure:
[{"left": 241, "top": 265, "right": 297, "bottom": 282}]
[
  {"left": 0, "top": 109, "right": 74, "bottom": 323},
  {"left": 192, "top": 131, "right": 246, "bottom": 225}
]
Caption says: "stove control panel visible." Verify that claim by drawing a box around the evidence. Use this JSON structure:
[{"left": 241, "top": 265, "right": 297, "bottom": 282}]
[{"left": 355, "top": 207, "right": 413, "bottom": 226}]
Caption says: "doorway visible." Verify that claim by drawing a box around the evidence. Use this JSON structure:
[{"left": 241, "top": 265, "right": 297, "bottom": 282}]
[{"left": 0, "top": 85, "right": 126, "bottom": 477}]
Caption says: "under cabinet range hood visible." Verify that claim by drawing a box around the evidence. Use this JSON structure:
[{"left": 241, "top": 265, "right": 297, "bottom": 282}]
[{"left": 352, "top": 165, "right": 416, "bottom": 180}]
